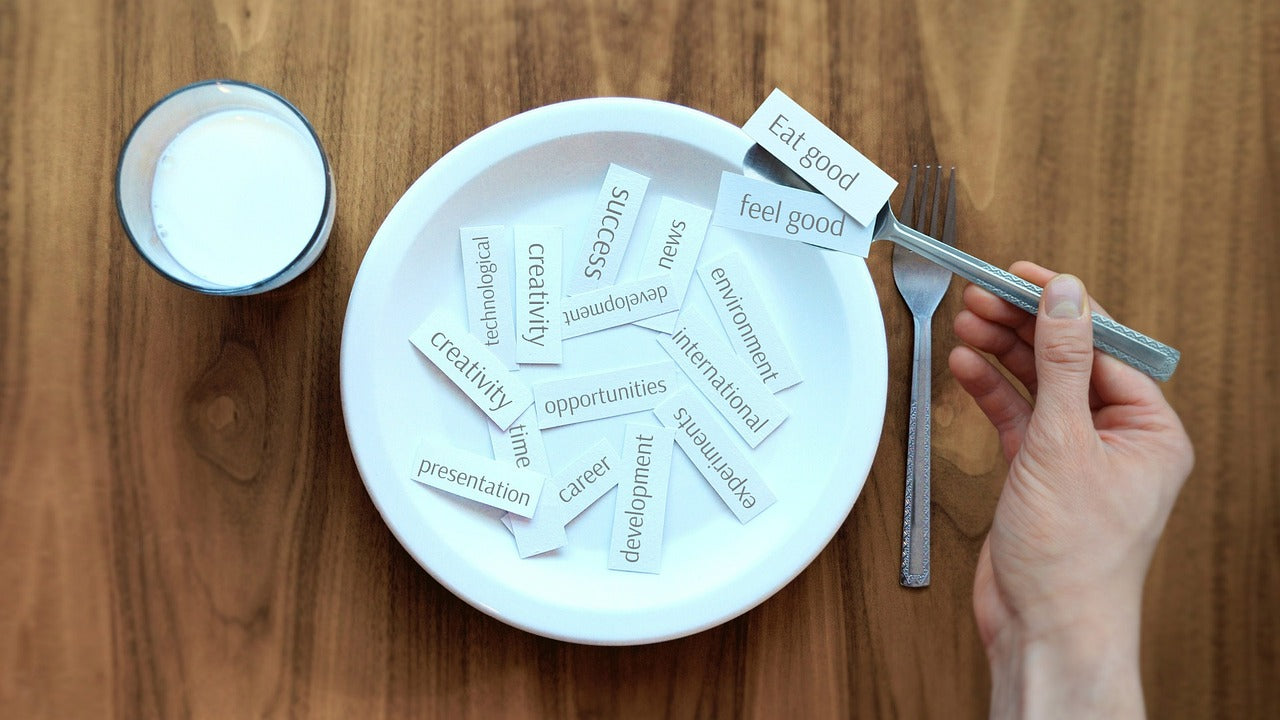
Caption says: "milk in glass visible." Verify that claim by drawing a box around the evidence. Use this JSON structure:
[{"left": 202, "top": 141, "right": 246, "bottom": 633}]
[{"left": 150, "top": 109, "right": 326, "bottom": 287}]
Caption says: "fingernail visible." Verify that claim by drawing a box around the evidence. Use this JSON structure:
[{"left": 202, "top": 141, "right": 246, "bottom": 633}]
[{"left": 1044, "top": 274, "right": 1086, "bottom": 319}]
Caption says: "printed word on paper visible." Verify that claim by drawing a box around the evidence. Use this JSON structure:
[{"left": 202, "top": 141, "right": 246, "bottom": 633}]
[
  {"left": 634, "top": 197, "right": 712, "bottom": 333},
  {"left": 564, "top": 164, "right": 650, "bottom": 295},
  {"left": 743, "top": 88, "right": 896, "bottom": 227},
  {"left": 409, "top": 310, "right": 533, "bottom": 430},
  {"left": 514, "top": 226, "right": 564, "bottom": 364},
  {"left": 654, "top": 389, "right": 775, "bottom": 523},
  {"left": 657, "top": 307, "right": 788, "bottom": 448},
  {"left": 608, "top": 423, "right": 675, "bottom": 573},
  {"left": 489, "top": 409, "right": 568, "bottom": 557},
  {"left": 560, "top": 276, "right": 678, "bottom": 338},
  {"left": 548, "top": 439, "right": 621, "bottom": 526},
  {"left": 532, "top": 361, "right": 680, "bottom": 429},
  {"left": 409, "top": 438, "right": 545, "bottom": 517},
  {"left": 460, "top": 226, "right": 518, "bottom": 369},
  {"left": 711, "top": 172, "right": 873, "bottom": 257},
  {"left": 698, "top": 252, "right": 803, "bottom": 392}
]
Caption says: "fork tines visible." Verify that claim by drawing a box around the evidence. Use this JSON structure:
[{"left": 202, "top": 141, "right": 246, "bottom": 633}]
[{"left": 901, "top": 165, "right": 956, "bottom": 240}]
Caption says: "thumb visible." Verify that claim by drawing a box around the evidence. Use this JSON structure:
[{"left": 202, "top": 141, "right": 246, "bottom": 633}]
[{"left": 1033, "top": 274, "right": 1094, "bottom": 423}]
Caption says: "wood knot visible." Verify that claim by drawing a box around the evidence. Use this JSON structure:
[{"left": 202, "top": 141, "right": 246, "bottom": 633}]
[
  {"left": 184, "top": 342, "right": 267, "bottom": 481},
  {"left": 211, "top": 0, "right": 272, "bottom": 52},
  {"left": 934, "top": 381, "right": 1001, "bottom": 477},
  {"left": 934, "top": 402, "right": 955, "bottom": 427}
]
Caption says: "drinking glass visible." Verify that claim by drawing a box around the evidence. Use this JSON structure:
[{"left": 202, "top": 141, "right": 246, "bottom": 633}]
[{"left": 115, "top": 79, "right": 335, "bottom": 295}]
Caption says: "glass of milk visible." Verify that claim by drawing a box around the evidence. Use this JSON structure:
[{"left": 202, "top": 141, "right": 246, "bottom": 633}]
[{"left": 116, "top": 80, "right": 335, "bottom": 294}]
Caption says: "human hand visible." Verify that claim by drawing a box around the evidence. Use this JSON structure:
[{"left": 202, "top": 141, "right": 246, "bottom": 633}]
[{"left": 949, "top": 262, "right": 1193, "bottom": 718}]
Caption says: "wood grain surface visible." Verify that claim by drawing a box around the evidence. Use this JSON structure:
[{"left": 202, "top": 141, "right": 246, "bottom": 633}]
[{"left": 2, "top": 0, "right": 1276, "bottom": 717}]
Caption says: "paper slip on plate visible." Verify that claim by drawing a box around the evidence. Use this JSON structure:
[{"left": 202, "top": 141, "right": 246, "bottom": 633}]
[{"left": 340, "top": 98, "right": 888, "bottom": 645}]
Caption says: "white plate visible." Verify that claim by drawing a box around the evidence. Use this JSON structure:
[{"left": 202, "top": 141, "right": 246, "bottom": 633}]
[{"left": 341, "top": 98, "right": 887, "bottom": 645}]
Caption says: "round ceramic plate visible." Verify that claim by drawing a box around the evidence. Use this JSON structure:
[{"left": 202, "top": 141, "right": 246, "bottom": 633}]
[{"left": 341, "top": 98, "right": 887, "bottom": 645}]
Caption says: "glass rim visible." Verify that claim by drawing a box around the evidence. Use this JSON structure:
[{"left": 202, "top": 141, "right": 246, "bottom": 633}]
[{"left": 114, "top": 78, "right": 334, "bottom": 295}]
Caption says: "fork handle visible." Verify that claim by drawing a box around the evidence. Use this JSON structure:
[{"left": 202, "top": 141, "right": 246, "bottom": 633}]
[
  {"left": 887, "top": 221, "right": 1181, "bottom": 381},
  {"left": 901, "top": 314, "right": 933, "bottom": 588}
]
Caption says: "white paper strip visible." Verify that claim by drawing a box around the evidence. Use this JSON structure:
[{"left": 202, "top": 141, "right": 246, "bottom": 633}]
[
  {"left": 409, "top": 438, "right": 545, "bottom": 517},
  {"left": 532, "top": 360, "right": 679, "bottom": 429},
  {"left": 656, "top": 307, "right": 788, "bottom": 448},
  {"left": 653, "top": 388, "right": 775, "bottom": 523},
  {"left": 561, "top": 276, "right": 677, "bottom": 339},
  {"left": 488, "top": 409, "right": 553, "bottom": 474},
  {"left": 633, "top": 197, "right": 712, "bottom": 332},
  {"left": 697, "top": 252, "right": 803, "bottom": 392},
  {"left": 505, "top": 493, "right": 568, "bottom": 557},
  {"left": 564, "top": 164, "right": 651, "bottom": 295},
  {"left": 409, "top": 310, "right": 534, "bottom": 430},
  {"left": 514, "top": 226, "right": 564, "bottom": 364},
  {"left": 546, "top": 438, "right": 620, "bottom": 526},
  {"left": 459, "top": 226, "right": 518, "bottom": 369},
  {"left": 742, "top": 88, "right": 897, "bottom": 228},
  {"left": 490, "top": 413, "right": 567, "bottom": 557},
  {"left": 608, "top": 424, "right": 675, "bottom": 573},
  {"left": 711, "top": 172, "right": 873, "bottom": 257}
]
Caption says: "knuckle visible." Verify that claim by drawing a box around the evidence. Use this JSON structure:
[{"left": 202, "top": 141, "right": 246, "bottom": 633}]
[{"left": 1039, "top": 333, "right": 1094, "bottom": 367}]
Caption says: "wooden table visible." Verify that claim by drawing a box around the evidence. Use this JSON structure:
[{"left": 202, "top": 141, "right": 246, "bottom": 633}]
[{"left": 3, "top": 0, "right": 1276, "bottom": 717}]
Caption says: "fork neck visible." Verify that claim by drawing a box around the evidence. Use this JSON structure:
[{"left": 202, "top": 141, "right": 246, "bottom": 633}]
[{"left": 910, "top": 314, "right": 934, "bottom": 371}]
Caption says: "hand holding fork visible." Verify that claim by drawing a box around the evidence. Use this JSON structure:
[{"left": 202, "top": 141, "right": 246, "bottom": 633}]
[{"left": 742, "top": 145, "right": 1180, "bottom": 382}]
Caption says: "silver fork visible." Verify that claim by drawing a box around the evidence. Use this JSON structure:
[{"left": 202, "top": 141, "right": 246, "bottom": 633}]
[{"left": 893, "top": 165, "right": 955, "bottom": 588}]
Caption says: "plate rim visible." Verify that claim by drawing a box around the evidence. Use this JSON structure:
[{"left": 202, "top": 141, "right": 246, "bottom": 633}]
[{"left": 340, "top": 97, "right": 888, "bottom": 645}]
